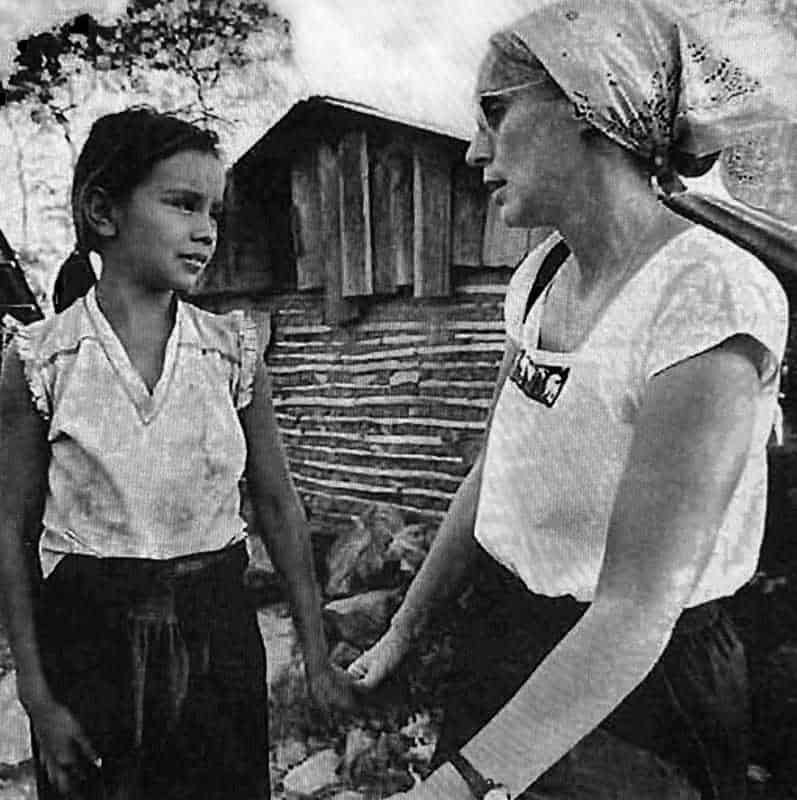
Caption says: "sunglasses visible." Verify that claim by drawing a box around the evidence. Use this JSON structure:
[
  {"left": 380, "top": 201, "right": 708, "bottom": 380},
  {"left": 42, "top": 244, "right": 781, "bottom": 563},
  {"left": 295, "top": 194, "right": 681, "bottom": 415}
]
[{"left": 475, "top": 78, "right": 566, "bottom": 131}]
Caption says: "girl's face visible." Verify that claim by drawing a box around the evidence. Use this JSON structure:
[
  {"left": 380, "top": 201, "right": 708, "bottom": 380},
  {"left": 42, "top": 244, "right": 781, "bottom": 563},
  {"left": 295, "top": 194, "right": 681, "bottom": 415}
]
[
  {"left": 466, "top": 47, "right": 586, "bottom": 229},
  {"left": 108, "top": 149, "right": 225, "bottom": 294}
]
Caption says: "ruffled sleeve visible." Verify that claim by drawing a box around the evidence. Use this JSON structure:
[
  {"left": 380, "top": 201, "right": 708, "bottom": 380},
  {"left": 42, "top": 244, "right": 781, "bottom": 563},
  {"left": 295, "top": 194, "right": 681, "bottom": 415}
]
[
  {"left": 641, "top": 246, "right": 788, "bottom": 387},
  {"left": 5, "top": 320, "right": 53, "bottom": 421},
  {"left": 232, "top": 310, "right": 271, "bottom": 410}
]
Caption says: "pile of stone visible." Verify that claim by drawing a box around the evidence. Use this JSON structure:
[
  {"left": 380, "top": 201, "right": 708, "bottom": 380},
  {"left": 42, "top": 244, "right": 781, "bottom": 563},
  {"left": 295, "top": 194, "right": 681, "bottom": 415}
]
[
  {"left": 321, "top": 505, "right": 432, "bottom": 666},
  {"left": 270, "top": 504, "right": 439, "bottom": 799}
]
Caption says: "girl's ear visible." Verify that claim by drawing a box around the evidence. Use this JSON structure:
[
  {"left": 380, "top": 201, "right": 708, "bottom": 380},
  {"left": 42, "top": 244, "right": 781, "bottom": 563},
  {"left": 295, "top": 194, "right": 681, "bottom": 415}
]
[{"left": 83, "top": 187, "right": 118, "bottom": 240}]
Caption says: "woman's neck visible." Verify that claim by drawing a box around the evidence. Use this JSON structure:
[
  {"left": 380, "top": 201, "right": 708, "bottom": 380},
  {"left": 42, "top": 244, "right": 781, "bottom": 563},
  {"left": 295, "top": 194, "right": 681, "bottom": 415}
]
[{"left": 558, "top": 161, "right": 690, "bottom": 293}]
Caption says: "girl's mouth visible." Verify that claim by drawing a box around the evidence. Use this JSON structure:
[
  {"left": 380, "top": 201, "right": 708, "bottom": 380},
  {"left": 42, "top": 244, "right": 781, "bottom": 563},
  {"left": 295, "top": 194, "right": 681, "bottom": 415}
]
[{"left": 180, "top": 254, "right": 207, "bottom": 271}]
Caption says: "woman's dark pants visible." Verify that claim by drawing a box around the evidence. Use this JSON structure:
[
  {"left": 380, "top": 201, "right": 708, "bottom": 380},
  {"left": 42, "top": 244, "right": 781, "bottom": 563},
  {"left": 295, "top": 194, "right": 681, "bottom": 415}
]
[{"left": 433, "top": 547, "right": 751, "bottom": 800}]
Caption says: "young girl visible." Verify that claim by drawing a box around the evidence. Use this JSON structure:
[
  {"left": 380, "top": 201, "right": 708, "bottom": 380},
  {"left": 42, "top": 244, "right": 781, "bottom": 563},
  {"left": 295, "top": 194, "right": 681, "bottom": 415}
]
[{"left": 0, "top": 107, "right": 353, "bottom": 800}]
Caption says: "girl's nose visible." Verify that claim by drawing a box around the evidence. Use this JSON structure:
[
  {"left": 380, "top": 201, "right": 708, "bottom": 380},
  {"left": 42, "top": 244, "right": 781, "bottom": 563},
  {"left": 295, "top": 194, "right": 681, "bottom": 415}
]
[{"left": 193, "top": 215, "right": 217, "bottom": 245}]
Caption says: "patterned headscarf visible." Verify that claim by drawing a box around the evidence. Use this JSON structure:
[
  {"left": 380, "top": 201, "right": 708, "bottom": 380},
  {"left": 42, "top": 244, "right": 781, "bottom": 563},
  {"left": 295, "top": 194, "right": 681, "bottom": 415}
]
[{"left": 490, "top": 0, "right": 797, "bottom": 223}]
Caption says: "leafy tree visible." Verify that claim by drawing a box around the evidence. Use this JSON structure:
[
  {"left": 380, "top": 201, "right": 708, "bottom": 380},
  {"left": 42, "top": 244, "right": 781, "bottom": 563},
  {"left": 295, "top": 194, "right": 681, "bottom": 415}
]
[
  {"left": 1, "top": 2, "right": 289, "bottom": 123},
  {"left": 102, "top": 0, "right": 289, "bottom": 121}
]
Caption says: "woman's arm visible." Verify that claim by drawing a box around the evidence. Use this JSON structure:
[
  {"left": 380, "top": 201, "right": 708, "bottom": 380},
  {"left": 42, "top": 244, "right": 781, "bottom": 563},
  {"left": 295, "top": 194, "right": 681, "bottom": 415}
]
[
  {"left": 0, "top": 347, "right": 99, "bottom": 794},
  {"left": 239, "top": 360, "right": 354, "bottom": 710},
  {"left": 349, "top": 340, "right": 520, "bottom": 689},
  {"left": 422, "top": 335, "right": 762, "bottom": 797}
]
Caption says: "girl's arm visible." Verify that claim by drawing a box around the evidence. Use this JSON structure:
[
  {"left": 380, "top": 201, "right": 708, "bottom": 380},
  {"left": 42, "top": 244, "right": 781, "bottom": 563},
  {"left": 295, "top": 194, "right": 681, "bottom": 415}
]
[
  {"left": 0, "top": 347, "right": 99, "bottom": 795},
  {"left": 348, "top": 340, "right": 520, "bottom": 689},
  {"left": 239, "top": 360, "right": 354, "bottom": 710},
  {"left": 419, "top": 334, "right": 762, "bottom": 798},
  {"left": 0, "top": 347, "right": 49, "bottom": 708}
]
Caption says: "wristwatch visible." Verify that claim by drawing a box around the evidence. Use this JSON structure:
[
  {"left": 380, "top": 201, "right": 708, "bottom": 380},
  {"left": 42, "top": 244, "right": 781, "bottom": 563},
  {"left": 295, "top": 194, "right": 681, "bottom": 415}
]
[{"left": 448, "top": 752, "right": 512, "bottom": 800}]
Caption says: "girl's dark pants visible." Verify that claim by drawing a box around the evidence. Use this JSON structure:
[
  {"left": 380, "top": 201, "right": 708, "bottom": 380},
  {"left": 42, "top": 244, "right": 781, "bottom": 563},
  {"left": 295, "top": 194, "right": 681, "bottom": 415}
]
[
  {"left": 433, "top": 546, "right": 751, "bottom": 800},
  {"left": 33, "top": 542, "right": 269, "bottom": 800}
]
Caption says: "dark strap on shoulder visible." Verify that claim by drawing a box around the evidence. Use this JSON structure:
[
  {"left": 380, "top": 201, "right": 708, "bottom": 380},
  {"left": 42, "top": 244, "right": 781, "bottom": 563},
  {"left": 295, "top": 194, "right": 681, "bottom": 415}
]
[
  {"left": 523, "top": 239, "right": 570, "bottom": 324},
  {"left": 448, "top": 751, "right": 495, "bottom": 799}
]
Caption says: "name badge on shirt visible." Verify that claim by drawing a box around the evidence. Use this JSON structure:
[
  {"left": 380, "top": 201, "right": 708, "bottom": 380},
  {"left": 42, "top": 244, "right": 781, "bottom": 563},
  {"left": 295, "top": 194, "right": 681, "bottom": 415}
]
[{"left": 510, "top": 350, "right": 570, "bottom": 407}]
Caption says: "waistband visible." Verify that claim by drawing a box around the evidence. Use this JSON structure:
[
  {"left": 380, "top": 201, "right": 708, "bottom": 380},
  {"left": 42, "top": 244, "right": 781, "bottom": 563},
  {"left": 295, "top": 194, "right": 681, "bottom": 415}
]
[
  {"left": 475, "top": 546, "right": 721, "bottom": 639},
  {"left": 42, "top": 541, "right": 249, "bottom": 603}
]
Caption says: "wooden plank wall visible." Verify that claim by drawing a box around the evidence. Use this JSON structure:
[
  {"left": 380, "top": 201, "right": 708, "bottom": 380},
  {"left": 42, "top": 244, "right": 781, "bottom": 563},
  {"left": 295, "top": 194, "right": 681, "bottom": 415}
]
[
  {"left": 259, "top": 266, "right": 512, "bottom": 534},
  {"left": 285, "top": 127, "right": 536, "bottom": 321}
]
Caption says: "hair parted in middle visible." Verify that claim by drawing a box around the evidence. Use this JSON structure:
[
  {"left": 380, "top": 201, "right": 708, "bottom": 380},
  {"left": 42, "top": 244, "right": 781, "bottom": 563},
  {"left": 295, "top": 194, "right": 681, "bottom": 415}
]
[
  {"left": 71, "top": 106, "right": 221, "bottom": 253},
  {"left": 53, "top": 107, "right": 221, "bottom": 313}
]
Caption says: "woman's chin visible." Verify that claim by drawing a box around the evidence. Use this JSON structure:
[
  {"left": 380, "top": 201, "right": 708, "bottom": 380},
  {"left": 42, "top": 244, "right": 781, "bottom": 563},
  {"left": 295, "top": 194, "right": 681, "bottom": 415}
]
[{"left": 500, "top": 205, "right": 536, "bottom": 230}]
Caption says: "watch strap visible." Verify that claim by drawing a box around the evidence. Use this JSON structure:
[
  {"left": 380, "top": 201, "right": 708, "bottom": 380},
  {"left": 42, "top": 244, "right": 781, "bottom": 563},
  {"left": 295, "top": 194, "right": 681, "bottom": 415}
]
[{"left": 448, "top": 751, "right": 499, "bottom": 800}]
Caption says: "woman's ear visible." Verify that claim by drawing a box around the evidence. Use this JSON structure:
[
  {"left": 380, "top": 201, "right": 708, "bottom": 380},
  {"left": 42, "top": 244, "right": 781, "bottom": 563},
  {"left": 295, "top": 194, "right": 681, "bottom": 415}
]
[{"left": 83, "top": 187, "right": 118, "bottom": 241}]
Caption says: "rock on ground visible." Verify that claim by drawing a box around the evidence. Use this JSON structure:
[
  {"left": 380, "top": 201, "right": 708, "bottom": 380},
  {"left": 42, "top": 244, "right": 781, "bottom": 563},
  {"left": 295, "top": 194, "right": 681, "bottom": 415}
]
[
  {"left": 0, "top": 776, "right": 36, "bottom": 800},
  {"left": 323, "top": 589, "right": 401, "bottom": 650},
  {"left": 282, "top": 748, "right": 341, "bottom": 798}
]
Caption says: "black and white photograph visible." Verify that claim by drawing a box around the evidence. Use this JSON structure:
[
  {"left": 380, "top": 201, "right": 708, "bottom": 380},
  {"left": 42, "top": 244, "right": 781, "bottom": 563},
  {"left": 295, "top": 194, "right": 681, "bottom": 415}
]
[{"left": 1, "top": 1, "right": 797, "bottom": 798}]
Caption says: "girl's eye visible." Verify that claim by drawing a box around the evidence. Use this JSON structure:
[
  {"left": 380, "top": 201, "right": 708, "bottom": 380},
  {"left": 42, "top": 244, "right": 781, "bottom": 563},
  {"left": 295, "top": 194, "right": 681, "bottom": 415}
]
[{"left": 167, "top": 195, "right": 198, "bottom": 213}]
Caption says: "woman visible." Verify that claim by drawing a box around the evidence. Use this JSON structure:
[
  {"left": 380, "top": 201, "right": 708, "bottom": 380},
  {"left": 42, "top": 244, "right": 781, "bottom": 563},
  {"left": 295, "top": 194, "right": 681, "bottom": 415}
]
[{"left": 348, "top": 2, "right": 793, "bottom": 798}]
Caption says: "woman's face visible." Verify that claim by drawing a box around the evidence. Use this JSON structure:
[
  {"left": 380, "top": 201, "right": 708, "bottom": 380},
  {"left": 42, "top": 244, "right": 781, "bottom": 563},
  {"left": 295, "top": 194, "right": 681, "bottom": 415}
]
[{"left": 466, "top": 46, "right": 586, "bottom": 228}]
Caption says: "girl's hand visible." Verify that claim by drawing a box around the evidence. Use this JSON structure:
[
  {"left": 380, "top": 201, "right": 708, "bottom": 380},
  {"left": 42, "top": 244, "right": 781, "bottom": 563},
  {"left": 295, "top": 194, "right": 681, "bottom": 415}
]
[
  {"left": 347, "top": 627, "right": 411, "bottom": 691},
  {"left": 28, "top": 698, "right": 100, "bottom": 799},
  {"left": 307, "top": 662, "right": 359, "bottom": 715}
]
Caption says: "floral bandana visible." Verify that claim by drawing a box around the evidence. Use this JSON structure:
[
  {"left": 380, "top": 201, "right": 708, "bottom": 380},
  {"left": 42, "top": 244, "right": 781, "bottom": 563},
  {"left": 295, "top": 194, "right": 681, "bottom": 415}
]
[{"left": 493, "top": 0, "right": 797, "bottom": 222}]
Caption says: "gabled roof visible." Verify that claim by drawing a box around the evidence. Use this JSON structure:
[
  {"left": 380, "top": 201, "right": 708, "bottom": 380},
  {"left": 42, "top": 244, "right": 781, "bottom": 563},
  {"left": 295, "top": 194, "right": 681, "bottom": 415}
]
[
  {"left": 310, "top": 95, "right": 467, "bottom": 141},
  {"left": 235, "top": 94, "right": 468, "bottom": 172}
]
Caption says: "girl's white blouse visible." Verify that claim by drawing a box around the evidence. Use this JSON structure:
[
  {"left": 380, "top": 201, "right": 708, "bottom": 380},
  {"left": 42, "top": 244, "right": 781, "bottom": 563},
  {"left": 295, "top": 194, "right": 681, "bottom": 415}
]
[
  {"left": 13, "top": 288, "right": 264, "bottom": 578},
  {"left": 475, "top": 228, "right": 789, "bottom": 606}
]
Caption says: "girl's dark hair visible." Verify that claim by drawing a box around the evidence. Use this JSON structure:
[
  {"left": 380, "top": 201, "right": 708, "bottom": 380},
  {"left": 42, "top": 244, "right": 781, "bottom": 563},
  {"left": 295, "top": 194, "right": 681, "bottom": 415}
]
[{"left": 54, "top": 107, "right": 220, "bottom": 312}]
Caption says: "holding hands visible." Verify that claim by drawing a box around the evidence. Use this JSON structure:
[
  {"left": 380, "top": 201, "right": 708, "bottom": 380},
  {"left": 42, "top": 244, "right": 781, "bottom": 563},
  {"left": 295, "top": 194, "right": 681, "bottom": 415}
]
[
  {"left": 306, "top": 660, "right": 360, "bottom": 714},
  {"left": 347, "top": 623, "right": 413, "bottom": 691}
]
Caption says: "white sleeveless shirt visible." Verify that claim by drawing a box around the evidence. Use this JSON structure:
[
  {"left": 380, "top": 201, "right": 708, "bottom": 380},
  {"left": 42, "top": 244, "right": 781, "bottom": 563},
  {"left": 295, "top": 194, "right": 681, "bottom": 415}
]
[
  {"left": 14, "top": 288, "right": 264, "bottom": 578},
  {"left": 475, "top": 228, "right": 788, "bottom": 606}
]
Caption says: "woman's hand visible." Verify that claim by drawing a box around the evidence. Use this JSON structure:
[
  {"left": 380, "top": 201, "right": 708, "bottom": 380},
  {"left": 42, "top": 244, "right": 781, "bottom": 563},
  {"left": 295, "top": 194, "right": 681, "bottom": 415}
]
[
  {"left": 347, "top": 627, "right": 412, "bottom": 691},
  {"left": 27, "top": 697, "right": 101, "bottom": 799},
  {"left": 306, "top": 662, "right": 359, "bottom": 715}
]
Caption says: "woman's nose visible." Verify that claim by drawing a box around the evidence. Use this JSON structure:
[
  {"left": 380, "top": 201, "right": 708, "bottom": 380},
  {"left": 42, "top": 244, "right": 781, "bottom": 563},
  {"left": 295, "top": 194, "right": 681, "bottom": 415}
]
[{"left": 466, "top": 128, "right": 493, "bottom": 168}]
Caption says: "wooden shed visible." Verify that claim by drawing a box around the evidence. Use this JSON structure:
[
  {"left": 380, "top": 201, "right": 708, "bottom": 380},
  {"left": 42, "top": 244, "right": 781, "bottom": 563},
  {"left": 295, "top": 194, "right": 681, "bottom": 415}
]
[{"left": 197, "top": 95, "right": 551, "bottom": 535}]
